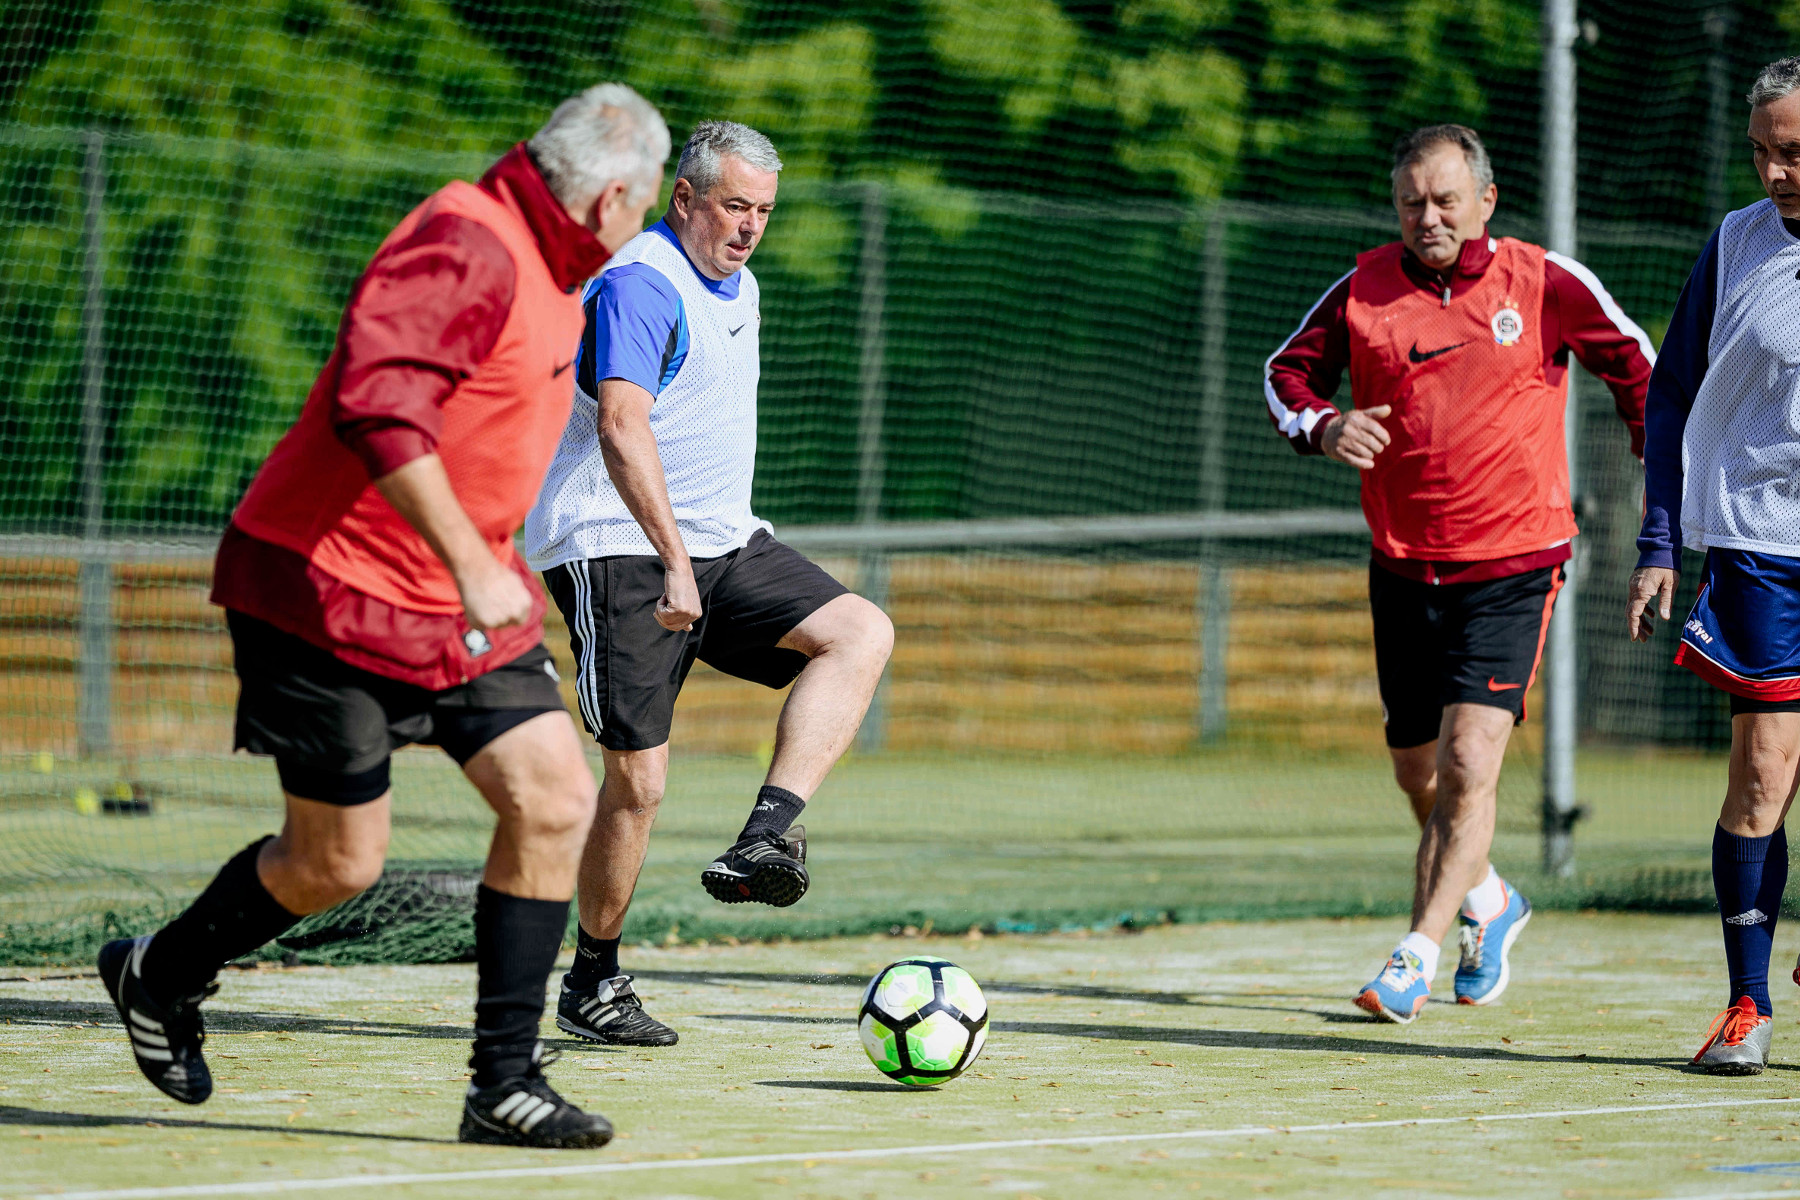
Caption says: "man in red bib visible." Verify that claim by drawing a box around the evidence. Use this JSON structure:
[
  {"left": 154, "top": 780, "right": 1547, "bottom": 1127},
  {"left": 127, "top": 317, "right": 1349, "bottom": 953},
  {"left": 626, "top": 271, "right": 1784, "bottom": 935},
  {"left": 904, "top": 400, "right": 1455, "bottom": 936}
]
[
  {"left": 1264, "top": 124, "right": 1654, "bottom": 1023},
  {"left": 95, "top": 85, "right": 670, "bottom": 1148}
]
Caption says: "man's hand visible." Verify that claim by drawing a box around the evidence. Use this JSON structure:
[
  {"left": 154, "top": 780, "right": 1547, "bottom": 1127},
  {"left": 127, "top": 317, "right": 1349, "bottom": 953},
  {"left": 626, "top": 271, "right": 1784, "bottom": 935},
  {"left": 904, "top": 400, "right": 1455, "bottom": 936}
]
[
  {"left": 1626, "top": 566, "right": 1679, "bottom": 642},
  {"left": 372, "top": 454, "right": 533, "bottom": 633},
  {"left": 456, "top": 557, "right": 536, "bottom": 632},
  {"left": 1322, "top": 405, "right": 1393, "bottom": 469},
  {"left": 657, "top": 563, "right": 703, "bottom": 631}
]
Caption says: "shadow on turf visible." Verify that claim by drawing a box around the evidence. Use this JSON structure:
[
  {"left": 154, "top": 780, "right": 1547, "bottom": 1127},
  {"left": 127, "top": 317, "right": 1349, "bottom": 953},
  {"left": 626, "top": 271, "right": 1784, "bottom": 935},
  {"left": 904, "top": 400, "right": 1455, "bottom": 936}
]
[
  {"left": 633, "top": 968, "right": 1350, "bottom": 1020},
  {"left": 698, "top": 1012, "right": 1724, "bottom": 1073},
  {"left": 758, "top": 1080, "right": 939, "bottom": 1092},
  {"left": 0, "top": 1104, "right": 454, "bottom": 1143},
  {"left": 0, "top": 996, "right": 478, "bottom": 1042}
]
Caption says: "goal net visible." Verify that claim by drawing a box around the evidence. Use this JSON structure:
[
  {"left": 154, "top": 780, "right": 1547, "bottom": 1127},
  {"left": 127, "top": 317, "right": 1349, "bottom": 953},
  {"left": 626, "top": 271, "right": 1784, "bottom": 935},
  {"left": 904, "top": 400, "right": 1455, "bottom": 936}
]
[{"left": 0, "top": 0, "right": 1749, "bottom": 963}]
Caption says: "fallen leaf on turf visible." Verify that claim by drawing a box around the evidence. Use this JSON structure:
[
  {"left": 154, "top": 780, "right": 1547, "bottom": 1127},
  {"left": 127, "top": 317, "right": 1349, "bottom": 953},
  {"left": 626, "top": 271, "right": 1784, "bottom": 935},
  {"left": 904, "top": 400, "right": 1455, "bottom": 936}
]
[
  {"left": 1151, "top": 1062, "right": 1175, "bottom": 1067},
  {"left": 810, "top": 1043, "right": 833, "bottom": 1049}
]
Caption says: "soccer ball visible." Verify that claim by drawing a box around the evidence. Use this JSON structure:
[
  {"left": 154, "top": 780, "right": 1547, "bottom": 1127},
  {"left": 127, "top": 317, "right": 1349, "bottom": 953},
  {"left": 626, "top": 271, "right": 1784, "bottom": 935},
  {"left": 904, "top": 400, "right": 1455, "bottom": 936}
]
[{"left": 857, "top": 956, "right": 988, "bottom": 1086}]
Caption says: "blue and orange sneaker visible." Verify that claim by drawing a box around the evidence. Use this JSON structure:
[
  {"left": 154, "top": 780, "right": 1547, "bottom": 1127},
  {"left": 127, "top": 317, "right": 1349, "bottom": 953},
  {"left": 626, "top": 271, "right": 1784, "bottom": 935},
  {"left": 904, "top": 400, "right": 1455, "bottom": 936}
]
[
  {"left": 1454, "top": 881, "right": 1532, "bottom": 1006},
  {"left": 1354, "top": 948, "right": 1430, "bottom": 1023}
]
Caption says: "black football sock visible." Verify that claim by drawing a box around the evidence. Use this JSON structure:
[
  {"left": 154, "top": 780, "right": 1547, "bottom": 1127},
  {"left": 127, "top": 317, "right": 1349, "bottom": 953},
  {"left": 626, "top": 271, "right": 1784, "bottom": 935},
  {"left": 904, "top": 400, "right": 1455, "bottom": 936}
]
[
  {"left": 139, "top": 836, "right": 300, "bottom": 1005},
  {"left": 470, "top": 885, "right": 569, "bottom": 1088},
  {"left": 738, "top": 784, "right": 806, "bottom": 842},
  {"left": 564, "top": 926, "right": 621, "bottom": 991}
]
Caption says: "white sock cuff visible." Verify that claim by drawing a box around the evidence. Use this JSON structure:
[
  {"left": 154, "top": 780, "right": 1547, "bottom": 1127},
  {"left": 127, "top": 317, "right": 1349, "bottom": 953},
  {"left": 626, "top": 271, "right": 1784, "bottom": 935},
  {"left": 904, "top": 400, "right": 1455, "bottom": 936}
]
[
  {"left": 1462, "top": 864, "right": 1508, "bottom": 921},
  {"left": 1399, "top": 931, "right": 1440, "bottom": 983}
]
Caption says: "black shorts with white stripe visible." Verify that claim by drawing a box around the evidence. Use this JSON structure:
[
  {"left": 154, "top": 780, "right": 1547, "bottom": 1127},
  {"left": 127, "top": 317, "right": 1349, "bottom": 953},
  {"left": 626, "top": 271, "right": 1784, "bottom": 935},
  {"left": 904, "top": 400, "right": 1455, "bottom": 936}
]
[{"left": 542, "top": 530, "right": 849, "bottom": 752}]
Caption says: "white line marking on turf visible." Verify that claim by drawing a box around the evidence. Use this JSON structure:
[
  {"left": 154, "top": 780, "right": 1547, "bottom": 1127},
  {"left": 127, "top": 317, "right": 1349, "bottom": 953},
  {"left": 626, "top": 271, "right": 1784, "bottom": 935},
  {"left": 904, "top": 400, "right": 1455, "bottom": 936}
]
[{"left": 16, "top": 1096, "right": 1799, "bottom": 1200}]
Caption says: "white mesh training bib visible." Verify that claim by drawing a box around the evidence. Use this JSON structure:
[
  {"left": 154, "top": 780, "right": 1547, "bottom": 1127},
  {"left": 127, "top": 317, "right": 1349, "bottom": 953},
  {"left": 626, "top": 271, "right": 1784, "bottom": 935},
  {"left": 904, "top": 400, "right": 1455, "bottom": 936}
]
[
  {"left": 1682, "top": 200, "right": 1800, "bottom": 557},
  {"left": 523, "top": 229, "right": 770, "bottom": 568}
]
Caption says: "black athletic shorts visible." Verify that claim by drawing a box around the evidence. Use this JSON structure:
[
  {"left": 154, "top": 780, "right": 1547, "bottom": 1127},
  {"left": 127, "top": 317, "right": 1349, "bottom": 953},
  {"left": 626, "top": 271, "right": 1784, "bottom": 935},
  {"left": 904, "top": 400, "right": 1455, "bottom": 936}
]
[
  {"left": 542, "top": 529, "right": 850, "bottom": 752},
  {"left": 1369, "top": 561, "right": 1563, "bottom": 750},
  {"left": 1729, "top": 693, "right": 1800, "bottom": 716},
  {"left": 228, "top": 611, "right": 566, "bottom": 805}
]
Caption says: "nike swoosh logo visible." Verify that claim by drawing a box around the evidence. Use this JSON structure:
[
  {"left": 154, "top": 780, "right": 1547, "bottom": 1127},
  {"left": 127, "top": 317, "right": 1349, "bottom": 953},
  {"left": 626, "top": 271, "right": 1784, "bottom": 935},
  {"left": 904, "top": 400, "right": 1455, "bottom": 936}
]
[
  {"left": 1409, "top": 340, "right": 1469, "bottom": 364},
  {"left": 729, "top": 324, "right": 746, "bottom": 336},
  {"left": 1486, "top": 677, "right": 1523, "bottom": 692},
  {"left": 553, "top": 359, "right": 574, "bottom": 377}
]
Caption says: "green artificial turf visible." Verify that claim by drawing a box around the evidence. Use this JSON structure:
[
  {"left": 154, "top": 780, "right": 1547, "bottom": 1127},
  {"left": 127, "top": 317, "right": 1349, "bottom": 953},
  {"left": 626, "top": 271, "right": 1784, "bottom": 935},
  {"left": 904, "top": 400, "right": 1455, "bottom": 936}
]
[{"left": 2, "top": 912, "right": 1797, "bottom": 1199}]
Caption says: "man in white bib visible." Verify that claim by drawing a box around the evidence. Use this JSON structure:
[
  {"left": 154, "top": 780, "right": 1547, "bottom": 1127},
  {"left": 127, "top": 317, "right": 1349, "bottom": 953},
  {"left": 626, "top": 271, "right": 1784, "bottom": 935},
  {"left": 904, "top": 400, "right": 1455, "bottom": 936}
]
[
  {"left": 1629, "top": 56, "right": 1800, "bottom": 1076},
  {"left": 523, "top": 121, "right": 893, "bottom": 1047}
]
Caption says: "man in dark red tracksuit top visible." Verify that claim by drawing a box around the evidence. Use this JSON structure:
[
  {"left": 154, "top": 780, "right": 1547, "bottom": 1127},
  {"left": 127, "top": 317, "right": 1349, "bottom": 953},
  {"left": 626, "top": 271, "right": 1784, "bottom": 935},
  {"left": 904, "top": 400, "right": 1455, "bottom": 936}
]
[
  {"left": 1264, "top": 124, "right": 1653, "bottom": 1024},
  {"left": 95, "top": 85, "right": 670, "bottom": 1149}
]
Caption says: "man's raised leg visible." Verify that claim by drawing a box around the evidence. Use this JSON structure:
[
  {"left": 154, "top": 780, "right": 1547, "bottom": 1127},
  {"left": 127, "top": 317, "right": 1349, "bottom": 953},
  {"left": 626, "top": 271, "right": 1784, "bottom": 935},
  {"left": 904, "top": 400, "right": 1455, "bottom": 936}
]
[
  {"left": 703, "top": 593, "right": 893, "bottom": 906},
  {"left": 1693, "top": 711, "right": 1800, "bottom": 1075},
  {"left": 457, "top": 709, "right": 612, "bottom": 1146},
  {"left": 1357, "top": 703, "right": 1519, "bottom": 1022},
  {"left": 100, "top": 792, "right": 391, "bottom": 1104},
  {"left": 559, "top": 744, "right": 680, "bottom": 1046}
]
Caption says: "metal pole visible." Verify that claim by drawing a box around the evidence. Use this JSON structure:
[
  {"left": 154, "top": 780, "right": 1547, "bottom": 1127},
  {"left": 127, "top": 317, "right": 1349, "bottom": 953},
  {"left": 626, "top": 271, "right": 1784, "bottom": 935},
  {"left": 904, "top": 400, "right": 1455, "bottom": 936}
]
[
  {"left": 854, "top": 182, "right": 889, "bottom": 754},
  {"left": 1542, "top": 0, "right": 1580, "bottom": 875},
  {"left": 78, "top": 130, "right": 112, "bottom": 760},
  {"left": 1196, "top": 211, "right": 1230, "bottom": 744},
  {"left": 1704, "top": 6, "right": 1738, "bottom": 226}
]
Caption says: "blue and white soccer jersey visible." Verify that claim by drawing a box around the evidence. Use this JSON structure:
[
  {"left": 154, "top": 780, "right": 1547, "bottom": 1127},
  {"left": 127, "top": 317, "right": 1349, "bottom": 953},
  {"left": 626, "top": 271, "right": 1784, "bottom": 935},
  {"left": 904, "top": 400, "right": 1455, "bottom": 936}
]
[
  {"left": 1639, "top": 199, "right": 1800, "bottom": 707},
  {"left": 521, "top": 221, "right": 847, "bottom": 750},
  {"left": 523, "top": 220, "right": 771, "bottom": 568}
]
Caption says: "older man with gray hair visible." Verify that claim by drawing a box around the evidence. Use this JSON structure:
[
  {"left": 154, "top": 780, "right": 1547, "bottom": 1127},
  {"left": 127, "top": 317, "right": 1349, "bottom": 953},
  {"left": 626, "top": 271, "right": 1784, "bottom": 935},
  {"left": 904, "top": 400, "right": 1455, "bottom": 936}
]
[
  {"left": 1266, "top": 122, "right": 1653, "bottom": 1025},
  {"left": 97, "top": 83, "right": 669, "bottom": 1150},
  {"left": 1629, "top": 55, "right": 1800, "bottom": 1075},
  {"left": 525, "top": 121, "right": 893, "bottom": 1048}
]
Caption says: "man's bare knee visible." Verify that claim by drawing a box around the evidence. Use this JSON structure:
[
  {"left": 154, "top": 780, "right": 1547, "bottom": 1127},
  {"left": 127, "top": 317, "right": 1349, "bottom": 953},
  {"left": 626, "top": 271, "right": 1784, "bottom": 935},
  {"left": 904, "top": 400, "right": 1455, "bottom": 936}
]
[
  {"left": 782, "top": 594, "right": 894, "bottom": 662},
  {"left": 520, "top": 780, "right": 597, "bottom": 841},
  {"left": 1392, "top": 756, "right": 1435, "bottom": 798},
  {"left": 850, "top": 599, "right": 896, "bottom": 664},
  {"left": 1733, "top": 738, "right": 1800, "bottom": 829},
  {"left": 270, "top": 839, "right": 385, "bottom": 910},
  {"left": 600, "top": 747, "right": 668, "bottom": 819}
]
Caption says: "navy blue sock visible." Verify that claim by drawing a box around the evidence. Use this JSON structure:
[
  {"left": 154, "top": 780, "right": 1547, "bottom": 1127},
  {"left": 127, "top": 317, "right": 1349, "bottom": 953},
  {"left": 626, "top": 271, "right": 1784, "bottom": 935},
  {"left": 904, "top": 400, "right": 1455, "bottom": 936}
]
[{"left": 1714, "top": 824, "right": 1788, "bottom": 1017}]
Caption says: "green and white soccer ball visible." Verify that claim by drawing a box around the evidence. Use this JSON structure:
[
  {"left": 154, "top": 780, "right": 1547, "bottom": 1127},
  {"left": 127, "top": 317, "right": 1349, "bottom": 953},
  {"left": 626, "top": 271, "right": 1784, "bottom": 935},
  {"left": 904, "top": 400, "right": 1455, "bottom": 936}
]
[{"left": 858, "top": 956, "right": 989, "bottom": 1087}]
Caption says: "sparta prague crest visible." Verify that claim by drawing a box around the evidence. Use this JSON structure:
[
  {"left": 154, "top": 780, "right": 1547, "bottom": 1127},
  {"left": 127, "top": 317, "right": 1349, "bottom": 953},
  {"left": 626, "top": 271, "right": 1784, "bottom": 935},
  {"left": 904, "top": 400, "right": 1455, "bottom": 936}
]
[{"left": 1491, "top": 306, "right": 1524, "bottom": 346}]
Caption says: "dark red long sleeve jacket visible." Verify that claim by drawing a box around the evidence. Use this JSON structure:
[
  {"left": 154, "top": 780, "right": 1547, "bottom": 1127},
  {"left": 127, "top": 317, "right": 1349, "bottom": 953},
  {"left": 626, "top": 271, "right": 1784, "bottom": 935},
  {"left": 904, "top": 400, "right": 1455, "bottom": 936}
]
[{"left": 211, "top": 144, "right": 609, "bottom": 688}]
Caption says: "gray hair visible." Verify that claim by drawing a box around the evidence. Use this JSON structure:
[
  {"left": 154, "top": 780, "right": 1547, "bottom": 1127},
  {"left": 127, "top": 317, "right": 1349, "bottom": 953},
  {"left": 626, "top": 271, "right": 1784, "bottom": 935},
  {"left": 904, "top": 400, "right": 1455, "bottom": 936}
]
[
  {"left": 528, "top": 83, "right": 671, "bottom": 210},
  {"left": 675, "top": 120, "right": 783, "bottom": 197},
  {"left": 1391, "top": 123, "right": 1494, "bottom": 193},
  {"left": 1748, "top": 57, "right": 1800, "bottom": 106}
]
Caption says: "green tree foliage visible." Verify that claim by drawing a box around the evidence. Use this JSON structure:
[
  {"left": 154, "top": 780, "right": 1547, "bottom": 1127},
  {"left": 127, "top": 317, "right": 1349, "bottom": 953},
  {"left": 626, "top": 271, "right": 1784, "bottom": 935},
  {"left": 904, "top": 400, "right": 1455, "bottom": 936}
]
[
  {"left": 0, "top": 0, "right": 1786, "bottom": 530},
  {"left": 0, "top": 0, "right": 520, "bottom": 528}
]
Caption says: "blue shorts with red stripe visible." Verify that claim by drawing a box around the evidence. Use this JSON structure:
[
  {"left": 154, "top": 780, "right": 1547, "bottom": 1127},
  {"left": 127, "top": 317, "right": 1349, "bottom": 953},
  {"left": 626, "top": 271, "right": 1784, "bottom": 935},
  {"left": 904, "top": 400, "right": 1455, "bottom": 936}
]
[{"left": 1678, "top": 548, "right": 1800, "bottom": 706}]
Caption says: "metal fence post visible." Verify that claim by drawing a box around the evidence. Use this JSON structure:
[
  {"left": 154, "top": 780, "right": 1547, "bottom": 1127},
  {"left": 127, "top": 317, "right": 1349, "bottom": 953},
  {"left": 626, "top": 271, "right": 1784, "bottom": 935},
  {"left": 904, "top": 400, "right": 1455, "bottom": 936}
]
[
  {"left": 855, "top": 182, "right": 889, "bottom": 754},
  {"left": 1541, "top": 0, "right": 1581, "bottom": 875},
  {"left": 77, "top": 129, "right": 112, "bottom": 760},
  {"left": 1704, "top": 6, "right": 1739, "bottom": 226},
  {"left": 1196, "top": 210, "right": 1230, "bottom": 744}
]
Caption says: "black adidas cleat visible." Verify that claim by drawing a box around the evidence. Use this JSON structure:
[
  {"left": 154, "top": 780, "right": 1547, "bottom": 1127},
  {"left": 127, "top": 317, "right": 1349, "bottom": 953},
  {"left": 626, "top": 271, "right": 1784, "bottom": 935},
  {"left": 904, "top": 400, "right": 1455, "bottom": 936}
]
[
  {"left": 556, "top": 974, "right": 678, "bottom": 1046},
  {"left": 701, "top": 825, "right": 808, "bottom": 907},
  {"left": 97, "top": 935, "right": 217, "bottom": 1105},
  {"left": 459, "top": 1046, "right": 613, "bottom": 1149}
]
